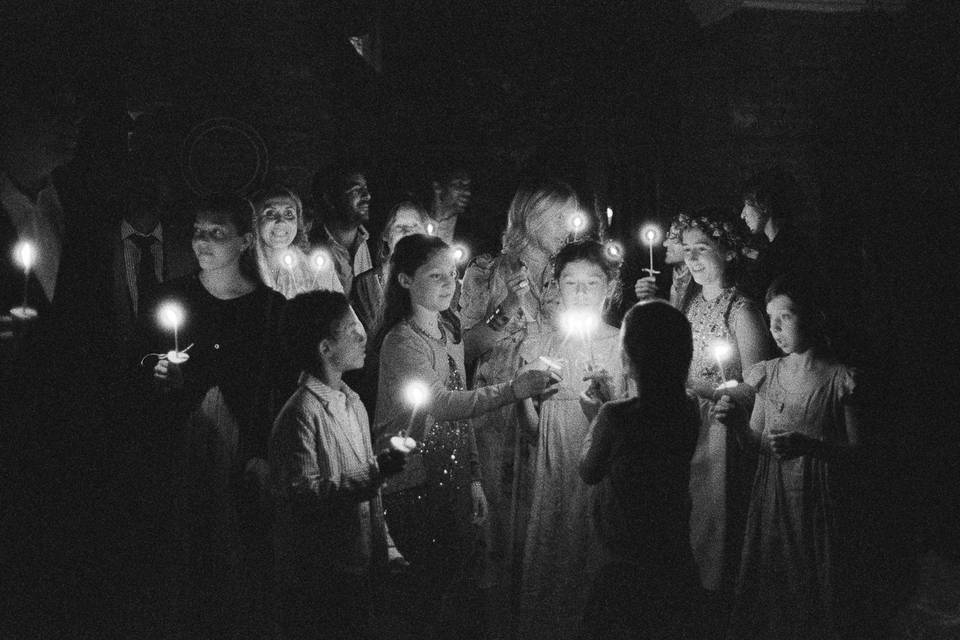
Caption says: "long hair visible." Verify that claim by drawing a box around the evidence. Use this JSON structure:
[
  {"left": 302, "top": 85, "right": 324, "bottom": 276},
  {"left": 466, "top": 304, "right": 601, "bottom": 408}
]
[
  {"left": 501, "top": 178, "right": 581, "bottom": 258},
  {"left": 250, "top": 185, "right": 310, "bottom": 291},
  {"left": 673, "top": 206, "right": 749, "bottom": 312},
  {"left": 372, "top": 233, "right": 449, "bottom": 353}
]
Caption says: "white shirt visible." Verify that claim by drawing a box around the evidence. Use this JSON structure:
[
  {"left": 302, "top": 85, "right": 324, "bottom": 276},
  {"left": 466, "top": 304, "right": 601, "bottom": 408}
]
[
  {"left": 121, "top": 219, "right": 164, "bottom": 314},
  {"left": 1, "top": 172, "right": 64, "bottom": 302}
]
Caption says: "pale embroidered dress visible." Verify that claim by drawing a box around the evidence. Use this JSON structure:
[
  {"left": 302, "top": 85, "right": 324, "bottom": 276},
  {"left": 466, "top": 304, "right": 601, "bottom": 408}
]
[
  {"left": 516, "top": 323, "right": 622, "bottom": 640},
  {"left": 685, "top": 287, "right": 756, "bottom": 591}
]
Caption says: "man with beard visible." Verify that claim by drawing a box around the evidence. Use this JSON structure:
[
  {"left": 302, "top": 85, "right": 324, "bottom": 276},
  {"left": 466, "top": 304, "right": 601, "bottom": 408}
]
[
  {"left": 426, "top": 165, "right": 472, "bottom": 246},
  {"left": 312, "top": 160, "right": 375, "bottom": 296}
]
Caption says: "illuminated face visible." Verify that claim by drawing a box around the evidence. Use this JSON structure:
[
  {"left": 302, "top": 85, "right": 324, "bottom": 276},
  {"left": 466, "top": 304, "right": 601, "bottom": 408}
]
[
  {"left": 257, "top": 196, "right": 299, "bottom": 250},
  {"left": 740, "top": 201, "right": 767, "bottom": 234},
  {"left": 682, "top": 227, "right": 733, "bottom": 288},
  {"left": 435, "top": 174, "right": 472, "bottom": 215},
  {"left": 401, "top": 249, "right": 458, "bottom": 313},
  {"left": 528, "top": 200, "right": 583, "bottom": 255},
  {"left": 337, "top": 173, "right": 371, "bottom": 225},
  {"left": 386, "top": 205, "right": 426, "bottom": 254},
  {"left": 323, "top": 307, "right": 368, "bottom": 372},
  {"left": 558, "top": 259, "right": 610, "bottom": 311},
  {"left": 192, "top": 211, "right": 252, "bottom": 272},
  {"left": 766, "top": 294, "right": 808, "bottom": 354}
]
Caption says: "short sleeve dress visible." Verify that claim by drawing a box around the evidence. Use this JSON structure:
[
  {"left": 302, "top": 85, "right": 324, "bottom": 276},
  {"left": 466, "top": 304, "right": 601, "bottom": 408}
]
[{"left": 728, "top": 358, "right": 858, "bottom": 640}]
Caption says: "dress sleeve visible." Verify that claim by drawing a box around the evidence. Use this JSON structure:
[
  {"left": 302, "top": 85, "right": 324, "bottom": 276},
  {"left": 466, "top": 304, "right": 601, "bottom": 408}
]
[
  {"left": 460, "top": 254, "right": 498, "bottom": 330},
  {"left": 837, "top": 365, "right": 859, "bottom": 405},
  {"left": 743, "top": 360, "right": 769, "bottom": 392},
  {"left": 373, "top": 325, "right": 514, "bottom": 443}
]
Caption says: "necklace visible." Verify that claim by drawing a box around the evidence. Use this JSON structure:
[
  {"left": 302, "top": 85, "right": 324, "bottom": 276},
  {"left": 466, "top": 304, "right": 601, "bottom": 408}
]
[{"left": 407, "top": 316, "right": 446, "bottom": 344}]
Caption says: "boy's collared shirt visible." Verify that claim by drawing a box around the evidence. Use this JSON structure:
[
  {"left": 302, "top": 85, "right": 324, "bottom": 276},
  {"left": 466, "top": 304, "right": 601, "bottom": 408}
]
[
  {"left": 271, "top": 372, "right": 396, "bottom": 578},
  {"left": 319, "top": 224, "right": 373, "bottom": 297}
]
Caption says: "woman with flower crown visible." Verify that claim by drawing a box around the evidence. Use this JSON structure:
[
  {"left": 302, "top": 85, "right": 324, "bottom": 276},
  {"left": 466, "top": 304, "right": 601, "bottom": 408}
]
[{"left": 673, "top": 208, "right": 774, "bottom": 612}]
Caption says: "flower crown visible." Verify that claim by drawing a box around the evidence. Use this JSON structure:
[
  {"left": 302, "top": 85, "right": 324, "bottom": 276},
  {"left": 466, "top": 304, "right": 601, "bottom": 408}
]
[{"left": 671, "top": 212, "right": 747, "bottom": 253}]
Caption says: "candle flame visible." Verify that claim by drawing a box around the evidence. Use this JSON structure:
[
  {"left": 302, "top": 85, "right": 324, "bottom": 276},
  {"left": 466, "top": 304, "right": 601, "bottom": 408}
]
[
  {"left": 605, "top": 241, "right": 623, "bottom": 261},
  {"left": 559, "top": 308, "right": 601, "bottom": 341},
  {"left": 281, "top": 251, "right": 296, "bottom": 269},
  {"left": 606, "top": 207, "right": 613, "bottom": 226},
  {"left": 711, "top": 340, "right": 733, "bottom": 363},
  {"left": 14, "top": 240, "right": 36, "bottom": 271},
  {"left": 571, "top": 214, "right": 585, "bottom": 231},
  {"left": 451, "top": 244, "right": 469, "bottom": 264},
  {"left": 403, "top": 381, "right": 429, "bottom": 409},
  {"left": 641, "top": 225, "right": 662, "bottom": 246},
  {"left": 309, "top": 250, "right": 328, "bottom": 270},
  {"left": 426, "top": 222, "right": 436, "bottom": 235},
  {"left": 157, "top": 301, "right": 185, "bottom": 331}
]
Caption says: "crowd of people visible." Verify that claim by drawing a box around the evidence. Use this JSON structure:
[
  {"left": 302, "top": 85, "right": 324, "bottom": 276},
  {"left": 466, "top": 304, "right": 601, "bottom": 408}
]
[{"left": 1, "top": 55, "right": 871, "bottom": 640}]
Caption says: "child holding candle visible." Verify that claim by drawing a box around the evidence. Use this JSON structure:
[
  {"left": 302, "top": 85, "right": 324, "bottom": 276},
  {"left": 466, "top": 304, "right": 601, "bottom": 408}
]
[
  {"left": 269, "top": 290, "right": 409, "bottom": 640},
  {"left": 373, "top": 233, "right": 559, "bottom": 639},
  {"left": 716, "top": 273, "right": 862, "bottom": 639},
  {"left": 674, "top": 207, "right": 773, "bottom": 607},
  {"left": 251, "top": 185, "right": 343, "bottom": 299},
  {"left": 578, "top": 299, "right": 701, "bottom": 640},
  {"left": 514, "top": 239, "right": 623, "bottom": 640}
]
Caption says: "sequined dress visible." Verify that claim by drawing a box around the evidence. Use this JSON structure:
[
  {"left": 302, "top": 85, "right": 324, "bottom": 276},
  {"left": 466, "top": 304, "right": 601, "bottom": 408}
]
[{"left": 685, "top": 287, "right": 755, "bottom": 591}]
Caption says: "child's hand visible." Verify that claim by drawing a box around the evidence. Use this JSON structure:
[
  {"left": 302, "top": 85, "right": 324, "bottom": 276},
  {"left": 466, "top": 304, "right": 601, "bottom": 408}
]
[
  {"left": 768, "top": 430, "right": 817, "bottom": 460},
  {"left": 511, "top": 369, "right": 561, "bottom": 400},
  {"left": 377, "top": 444, "right": 408, "bottom": 477},
  {"left": 583, "top": 366, "right": 613, "bottom": 403},
  {"left": 634, "top": 276, "right": 658, "bottom": 301},
  {"left": 579, "top": 390, "right": 603, "bottom": 422},
  {"left": 711, "top": 395, "right": 741, "bottom": 425},
  {"left": 154, "top": 359, "right": 184, "bottom": 390}
]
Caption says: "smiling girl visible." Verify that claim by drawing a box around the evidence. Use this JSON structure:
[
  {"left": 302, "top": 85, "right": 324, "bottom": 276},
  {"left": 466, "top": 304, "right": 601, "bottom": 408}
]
[{"left": 674, "top": 208, "right": 773, "bottom": 602}]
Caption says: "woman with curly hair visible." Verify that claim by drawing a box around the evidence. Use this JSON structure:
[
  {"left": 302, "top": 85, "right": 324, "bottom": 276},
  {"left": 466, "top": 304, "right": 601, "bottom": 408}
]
[{"left": 675, "top": 208, "right": 773, "bottom": 605}]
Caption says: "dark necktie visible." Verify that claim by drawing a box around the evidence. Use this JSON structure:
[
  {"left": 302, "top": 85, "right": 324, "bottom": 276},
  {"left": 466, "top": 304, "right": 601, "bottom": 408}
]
[{"left": 130, "top": 234, "right": 160, "bottom": 300}]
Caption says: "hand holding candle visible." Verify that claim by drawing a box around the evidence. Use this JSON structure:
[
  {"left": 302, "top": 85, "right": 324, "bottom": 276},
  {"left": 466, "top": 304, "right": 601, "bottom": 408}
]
[
  {"left": 10, "top": 240, "right": 38, "bottom": 320},
  {"left": 157, "top": 301, "right": 189, "bottom": 363}
]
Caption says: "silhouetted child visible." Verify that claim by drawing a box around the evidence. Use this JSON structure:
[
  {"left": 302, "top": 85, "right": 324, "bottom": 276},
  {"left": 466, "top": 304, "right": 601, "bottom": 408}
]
[{"left": 579, "top": 299, "right": 701, "bottom": 639}]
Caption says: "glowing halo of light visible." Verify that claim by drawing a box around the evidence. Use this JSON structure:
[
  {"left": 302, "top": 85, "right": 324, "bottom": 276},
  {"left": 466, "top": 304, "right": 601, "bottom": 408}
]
[
  {"left": 309, "top": 249, "right": 329, "bottom": 271},
  {"left": 569, "top": 213, "right": 585, "bottom": 232},
  {"left": 13, "top": 240, "right": 36, "bottom": 271},
  {"left": 281, "top": 250, "right": 296, "bottom": 270},
  {"left": 559, "top": 308, "right": 601, "bottom": 341},
  {"left": 640, "top": 225, "right": 662, "bottom": 246},
  {"left": 604, "top": 241, "right": 624, "bottom": 262},
  {"left": 425, "top": 222, "right": 436, "bottom": 236},
  {"left": 711, "top": 340, "right": 733, "bottom": 364},
  {"left": 157, "top": 301, "right": 185, "bottom": 331},
  {"left": 403, "top": 381, "right": 430, "bottom": 409},
  {"left": 451, "top": 244, "right": 469, "bottom": 264}
]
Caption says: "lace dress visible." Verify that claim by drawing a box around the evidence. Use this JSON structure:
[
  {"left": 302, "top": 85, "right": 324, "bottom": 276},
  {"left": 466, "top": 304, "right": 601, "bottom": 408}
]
[{"left": 685, "top": 287, "right": 756, "bottom": 591}]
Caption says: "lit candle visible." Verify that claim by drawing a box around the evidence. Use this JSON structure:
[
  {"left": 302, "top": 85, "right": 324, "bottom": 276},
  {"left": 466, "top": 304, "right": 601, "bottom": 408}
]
[
  {"left": 559, "top": 308, "right": 600, "bottom": 365},
  {"left": 640, "top": 225, "right": 662, "bottom": 279},
  {"left": 711, "top": 340, "right": 732, "bottom": 383},
  {"left": 157, "top": 301, "right": 189, "bottom": 363},
  {"left": 569, "top": 213, "right": 586, "bottom": 241},
  {"left": 451, "top": 244, "right": 469, "bottom": 265},
  {"left": 309, "top": 249, "right": 330, "bottom": 289},
  {"left": 426, "top": 222, "right": 436, "bottom": 236},
  {"left": 605, "top": 207, "right": 613, "bottom": 228},
  {"left": 400, "top": 380, "right": 429, "bottom": 439},
  {"left": 10, "top": 240, "right": 38, "bottom": 320},
  {"left": 604, "top": 241, "right": 624, "bottom": 262},
  {"left": 281, "top": 250, "right": 296, "bottom": 270}
]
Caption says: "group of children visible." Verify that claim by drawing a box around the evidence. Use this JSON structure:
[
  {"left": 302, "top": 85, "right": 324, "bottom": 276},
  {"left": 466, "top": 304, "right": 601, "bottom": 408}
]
[{"left": 138, "top": 183, "right": 860, "bottom": 640}]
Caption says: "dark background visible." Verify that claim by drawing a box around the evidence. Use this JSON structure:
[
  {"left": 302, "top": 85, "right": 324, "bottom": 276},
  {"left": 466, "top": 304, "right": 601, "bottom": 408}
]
[{"left": 3, "top": 0, "right": 959, "bottom": 633}]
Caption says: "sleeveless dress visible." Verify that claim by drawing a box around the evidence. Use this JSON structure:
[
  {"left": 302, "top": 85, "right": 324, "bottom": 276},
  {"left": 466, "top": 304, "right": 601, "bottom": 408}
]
[
  {"left": 516, "top": 324, "right": 622, "bottom": 640},
  {"left": 685, "top": 287, "right": 756, "bottom": 591},
  {"left": 728, "top": 359, "right": 858, "bottom": 640}
]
